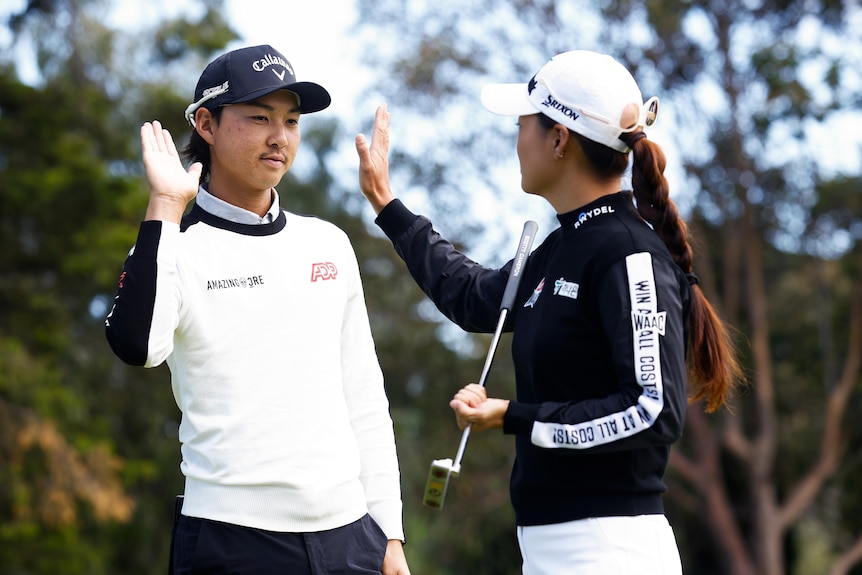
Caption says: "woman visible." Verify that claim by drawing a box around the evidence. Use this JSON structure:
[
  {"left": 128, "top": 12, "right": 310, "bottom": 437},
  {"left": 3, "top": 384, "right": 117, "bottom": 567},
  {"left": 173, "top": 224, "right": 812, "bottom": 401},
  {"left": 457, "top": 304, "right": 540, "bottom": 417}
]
[{"left": 356, "top": 50, "right": 742, "bottom": 574}]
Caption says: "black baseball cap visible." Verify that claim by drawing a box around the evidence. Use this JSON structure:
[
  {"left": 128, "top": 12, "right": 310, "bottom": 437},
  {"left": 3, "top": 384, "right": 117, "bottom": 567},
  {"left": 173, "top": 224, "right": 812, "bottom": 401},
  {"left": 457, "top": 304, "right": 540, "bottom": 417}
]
[{"left": 184, "top": 44, "right": 331, "bottom": 126}]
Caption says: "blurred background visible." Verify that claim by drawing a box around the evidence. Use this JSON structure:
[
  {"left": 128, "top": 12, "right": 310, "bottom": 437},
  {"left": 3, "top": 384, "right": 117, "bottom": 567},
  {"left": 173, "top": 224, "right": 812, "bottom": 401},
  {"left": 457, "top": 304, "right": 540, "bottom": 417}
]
[{"left": 1, "top": 0, "right": 861, "bottom": 573}]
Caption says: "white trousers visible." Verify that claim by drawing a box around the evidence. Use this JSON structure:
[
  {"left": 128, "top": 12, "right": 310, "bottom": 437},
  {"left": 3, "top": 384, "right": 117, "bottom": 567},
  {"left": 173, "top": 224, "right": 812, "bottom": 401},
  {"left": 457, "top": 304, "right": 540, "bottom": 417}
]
[{"left": 517, "top": 515, "right": 683, "bottom": 575}]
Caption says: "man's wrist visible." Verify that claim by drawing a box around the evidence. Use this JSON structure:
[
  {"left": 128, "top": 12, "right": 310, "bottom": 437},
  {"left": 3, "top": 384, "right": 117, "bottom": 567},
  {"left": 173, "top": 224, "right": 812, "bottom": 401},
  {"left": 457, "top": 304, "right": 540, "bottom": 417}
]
[{"left": 145, "top": 196, "right": 189, "bottom": 224}]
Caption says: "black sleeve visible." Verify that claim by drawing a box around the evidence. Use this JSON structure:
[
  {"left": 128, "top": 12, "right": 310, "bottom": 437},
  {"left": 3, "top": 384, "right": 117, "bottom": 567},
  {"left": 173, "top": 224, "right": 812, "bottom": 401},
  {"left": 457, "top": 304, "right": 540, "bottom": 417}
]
[
  {"left": 503, "top": 253, "right": 688, "bottom": 453},
  {"left": 104, "top": 221, "right": 162, "bottom": 366},
  {"left": 375, "top": 199, "right": 512, "bottom": 333}
]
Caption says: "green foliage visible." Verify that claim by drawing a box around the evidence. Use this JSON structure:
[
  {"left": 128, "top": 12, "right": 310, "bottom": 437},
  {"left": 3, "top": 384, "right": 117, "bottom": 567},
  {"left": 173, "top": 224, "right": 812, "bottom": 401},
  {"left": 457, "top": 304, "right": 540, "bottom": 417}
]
[
  {"left": 0, "top": 1, "right": 234, "bottom": 572},
  {"left": 354, "top": 1, "right": 862, "bottom": 574},
  {"left": 2, "top": 0, "right": 861, "bottom": 573},
  {"left": 3, "top": 2, "right": 523, "bottom": 573},
  {"left": 153, "top": 4, "right": 239, "bottom": 62}
]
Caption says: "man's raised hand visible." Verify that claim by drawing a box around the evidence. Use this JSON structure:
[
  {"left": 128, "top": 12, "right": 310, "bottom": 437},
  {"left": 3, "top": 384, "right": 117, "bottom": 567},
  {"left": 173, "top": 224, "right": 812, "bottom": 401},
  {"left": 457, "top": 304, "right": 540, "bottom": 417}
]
[{"left": 141, "top": 121, "right": 202, "bottom": 223}]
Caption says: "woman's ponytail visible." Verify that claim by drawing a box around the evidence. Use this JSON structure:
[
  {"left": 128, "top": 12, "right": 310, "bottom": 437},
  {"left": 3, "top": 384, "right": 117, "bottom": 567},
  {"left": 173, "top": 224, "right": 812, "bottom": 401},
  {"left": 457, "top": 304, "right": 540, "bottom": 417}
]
[{"left": 627, "top": 133, "right": 744, "bottom": 412}]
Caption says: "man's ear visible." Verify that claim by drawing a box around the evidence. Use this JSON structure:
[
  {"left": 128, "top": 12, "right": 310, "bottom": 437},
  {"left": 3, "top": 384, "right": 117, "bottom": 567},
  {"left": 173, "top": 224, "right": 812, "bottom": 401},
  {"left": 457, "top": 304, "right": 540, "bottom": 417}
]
[{"left": 195, "top": 108, "right": 216, "bottom": 144}]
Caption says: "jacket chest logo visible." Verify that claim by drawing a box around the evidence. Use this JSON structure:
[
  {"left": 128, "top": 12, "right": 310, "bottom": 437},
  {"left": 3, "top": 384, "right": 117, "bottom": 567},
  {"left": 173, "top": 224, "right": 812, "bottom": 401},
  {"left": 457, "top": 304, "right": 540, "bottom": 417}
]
[
  {"left": 553, "top": 277, "right": 579, "bottom": 300},
  {"left": 310, "top": 262, "right": 338, "bottom": 282},
  {"left": 523, "top": 278, "right": 545, "bottom": 308},
  {"left": 206, "top": 275, "right": 265, "bottom": 290}
]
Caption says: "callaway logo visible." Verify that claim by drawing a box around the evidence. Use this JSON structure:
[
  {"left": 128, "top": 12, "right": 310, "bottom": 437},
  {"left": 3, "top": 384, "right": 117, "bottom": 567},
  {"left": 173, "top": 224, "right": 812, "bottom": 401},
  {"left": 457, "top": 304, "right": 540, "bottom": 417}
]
[
  {"left": 253, "top": 53, "right": 294, "bottom": 81},
  {"left": 573, "top": 205, "right": 615, "bottom": 230},
  {"left": 207, "top": 275, "right": 265, "bottom": 291},
  {"left": 311, "top": 262, "right": 337, "bottom": 282}
]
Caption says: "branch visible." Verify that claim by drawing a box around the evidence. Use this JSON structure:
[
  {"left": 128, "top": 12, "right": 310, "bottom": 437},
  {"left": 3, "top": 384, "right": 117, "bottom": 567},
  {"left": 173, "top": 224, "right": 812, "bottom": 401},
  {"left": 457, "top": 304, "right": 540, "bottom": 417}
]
[
  {"left": 669, "top": 445, "right": 699, "bottom": 484},
  {"left": 663, "top": 475, "right": 701, "bottom": 514},
  {"left": 829, "top": 533, "right": 862, "bottom": 575},
  {"left": 778, "top": 260, "right": 862, "bottom": 530},
  {"left": 684, "top": 408, "right": 759, "bottom": 575},
  {"left": 722, "top": 411, "right": 752, "bottom": 462},
  {"left": 741, "top": 210, "right": 776, "bottom": 462}
]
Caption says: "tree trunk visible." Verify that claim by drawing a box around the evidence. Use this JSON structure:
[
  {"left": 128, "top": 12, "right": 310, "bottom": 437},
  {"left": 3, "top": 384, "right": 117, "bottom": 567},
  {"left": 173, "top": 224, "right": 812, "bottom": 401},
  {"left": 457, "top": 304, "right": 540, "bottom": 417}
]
[{"left": 671, "top": 409, "right": 759, "bottom": 575}]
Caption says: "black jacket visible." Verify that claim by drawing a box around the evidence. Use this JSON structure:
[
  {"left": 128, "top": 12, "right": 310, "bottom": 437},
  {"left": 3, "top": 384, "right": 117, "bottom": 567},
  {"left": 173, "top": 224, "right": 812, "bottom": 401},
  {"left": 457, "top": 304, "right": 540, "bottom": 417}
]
[{"left": 376, "top": 192, "right": 690, "bottom": 526}]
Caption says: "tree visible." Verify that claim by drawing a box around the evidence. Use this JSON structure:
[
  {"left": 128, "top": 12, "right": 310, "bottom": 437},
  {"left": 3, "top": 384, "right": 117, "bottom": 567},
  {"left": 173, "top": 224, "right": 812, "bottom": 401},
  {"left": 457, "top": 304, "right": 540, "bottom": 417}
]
[
  {"left": 2, "top": 1, "right": 526, "bottom": 572},
  {"left": 0, "top": 0, "right": 237, "bottom": 572},
  {"left": 353, "top": 1, "right": 862, "bottom": 573}
]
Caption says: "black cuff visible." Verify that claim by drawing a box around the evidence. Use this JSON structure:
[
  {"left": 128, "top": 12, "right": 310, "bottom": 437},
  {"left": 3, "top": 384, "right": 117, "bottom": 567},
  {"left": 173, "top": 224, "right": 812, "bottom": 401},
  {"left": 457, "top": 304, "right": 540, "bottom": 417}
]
[
  {"left": 133, "top": 220, "right": 165, "bottom": 259},
  {"left": 374, "top": 199, "right": 420, "bottom": 242},
  {"left": 502, "top": 401, "right": 540, "bottom": 436}
]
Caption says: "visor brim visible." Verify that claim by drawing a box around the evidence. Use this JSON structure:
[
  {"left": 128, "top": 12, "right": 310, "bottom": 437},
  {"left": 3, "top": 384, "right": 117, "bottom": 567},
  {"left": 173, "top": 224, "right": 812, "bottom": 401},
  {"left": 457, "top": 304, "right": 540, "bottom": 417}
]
[{"left": 480, "top": 83, "right": 538, "bottom": 117}]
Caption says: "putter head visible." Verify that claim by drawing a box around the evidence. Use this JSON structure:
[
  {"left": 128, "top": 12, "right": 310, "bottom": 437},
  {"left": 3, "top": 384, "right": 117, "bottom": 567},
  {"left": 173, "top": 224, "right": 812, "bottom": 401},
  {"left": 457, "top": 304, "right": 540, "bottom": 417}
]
[{"left": 423, "top": 458, "right": 459, "bottom": 509}]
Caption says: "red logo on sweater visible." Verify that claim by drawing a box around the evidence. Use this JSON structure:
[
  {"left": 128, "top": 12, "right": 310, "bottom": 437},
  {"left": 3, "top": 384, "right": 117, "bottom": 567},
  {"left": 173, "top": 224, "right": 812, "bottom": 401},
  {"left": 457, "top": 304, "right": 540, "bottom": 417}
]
[{"left": 311, "top": 262, "right": 337, "bottom": 282}]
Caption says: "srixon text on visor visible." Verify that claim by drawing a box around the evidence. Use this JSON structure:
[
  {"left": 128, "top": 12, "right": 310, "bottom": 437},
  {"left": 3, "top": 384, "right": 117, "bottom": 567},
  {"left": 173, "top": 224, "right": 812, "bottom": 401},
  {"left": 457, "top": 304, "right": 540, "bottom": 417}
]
[{"left": 541, "top": 95, "right": 580, "bottom": 121}]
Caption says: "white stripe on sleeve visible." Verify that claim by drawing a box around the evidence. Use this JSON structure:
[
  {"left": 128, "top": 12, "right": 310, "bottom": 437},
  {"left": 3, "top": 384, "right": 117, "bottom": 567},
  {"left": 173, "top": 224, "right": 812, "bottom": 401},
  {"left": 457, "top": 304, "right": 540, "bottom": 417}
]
[{"left": 530, "top": 252, "right": 665, "bottom": 449}]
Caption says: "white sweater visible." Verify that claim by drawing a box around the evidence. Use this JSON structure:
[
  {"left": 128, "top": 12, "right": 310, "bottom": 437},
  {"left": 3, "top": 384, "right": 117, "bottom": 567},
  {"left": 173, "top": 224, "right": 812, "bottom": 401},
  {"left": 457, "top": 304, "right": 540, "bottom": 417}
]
[{"left": 106, "top": 192, "right": 403, "bottom": 539}]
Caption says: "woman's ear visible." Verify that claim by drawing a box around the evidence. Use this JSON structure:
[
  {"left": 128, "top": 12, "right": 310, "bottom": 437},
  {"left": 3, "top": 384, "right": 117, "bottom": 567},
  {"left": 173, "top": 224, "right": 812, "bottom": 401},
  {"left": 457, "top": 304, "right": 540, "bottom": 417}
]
[{"left": 554, "top": 124, "right": 570, "bottom": 158}]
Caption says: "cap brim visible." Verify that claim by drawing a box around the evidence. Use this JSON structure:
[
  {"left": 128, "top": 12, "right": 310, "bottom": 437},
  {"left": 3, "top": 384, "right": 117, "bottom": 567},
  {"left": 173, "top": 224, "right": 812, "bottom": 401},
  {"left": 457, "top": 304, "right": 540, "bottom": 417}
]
[
  {"left": 288, "top": 82, "right": 331, "bottom": 114},
  {"left": 480, "top": 83, "right": 537, "bottom": 116},
  {"left": 231, "top": 81, "right": 331, "bottom": 114}
]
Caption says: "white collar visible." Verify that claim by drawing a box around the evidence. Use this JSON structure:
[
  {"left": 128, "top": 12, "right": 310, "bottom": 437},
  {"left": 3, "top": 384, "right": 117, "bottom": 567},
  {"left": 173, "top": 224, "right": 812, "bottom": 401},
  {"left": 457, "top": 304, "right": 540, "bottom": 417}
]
[{"left": 196, "top": 187, "right": 281, "bottom": 225}]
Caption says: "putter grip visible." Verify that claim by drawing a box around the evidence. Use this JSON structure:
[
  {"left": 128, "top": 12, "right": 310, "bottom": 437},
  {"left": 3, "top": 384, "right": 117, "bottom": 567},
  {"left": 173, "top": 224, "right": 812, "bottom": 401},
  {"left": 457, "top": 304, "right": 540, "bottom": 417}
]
[{"left": 500, "top": 220, "right": 538, "bottom": 311}]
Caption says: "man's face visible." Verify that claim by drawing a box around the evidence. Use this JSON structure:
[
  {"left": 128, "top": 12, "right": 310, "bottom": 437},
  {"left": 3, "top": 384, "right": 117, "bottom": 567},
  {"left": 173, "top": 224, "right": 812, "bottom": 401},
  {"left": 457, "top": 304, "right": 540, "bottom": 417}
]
[{"left": 206, "top": 90, "right": 302, "bottom": 198}]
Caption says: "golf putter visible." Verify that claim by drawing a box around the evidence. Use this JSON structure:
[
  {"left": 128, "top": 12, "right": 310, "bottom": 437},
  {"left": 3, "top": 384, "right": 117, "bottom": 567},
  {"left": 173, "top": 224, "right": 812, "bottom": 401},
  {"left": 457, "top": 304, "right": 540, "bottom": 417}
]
[{"left": 423, "top": 220, "right": 538, "bottom": 509}]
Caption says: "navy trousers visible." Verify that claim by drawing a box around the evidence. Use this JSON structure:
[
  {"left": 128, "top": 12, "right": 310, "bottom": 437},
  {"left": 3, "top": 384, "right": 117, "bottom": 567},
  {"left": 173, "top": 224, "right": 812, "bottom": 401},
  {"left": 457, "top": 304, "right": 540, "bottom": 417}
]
[{"left": 168, "top": 498, "right": 388, "bottom": 574}]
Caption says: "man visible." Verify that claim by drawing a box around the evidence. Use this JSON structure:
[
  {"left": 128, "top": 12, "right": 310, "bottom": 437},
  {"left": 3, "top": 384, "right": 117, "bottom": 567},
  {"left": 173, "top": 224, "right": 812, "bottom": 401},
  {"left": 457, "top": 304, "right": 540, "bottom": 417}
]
[{"left": 106, "top": 44, "right": 410, "bottom": 575}]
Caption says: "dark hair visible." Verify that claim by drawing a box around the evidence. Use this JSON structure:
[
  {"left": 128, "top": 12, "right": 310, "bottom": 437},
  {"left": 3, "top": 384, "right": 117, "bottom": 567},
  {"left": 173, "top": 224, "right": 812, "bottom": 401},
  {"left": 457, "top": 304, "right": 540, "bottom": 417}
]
[
  {"left": 181, "top": 107, "right": 224, "bottom": 182},
  {"left": 538, "top": 113, "right": 628, "bottom": 180},
  {"left": 538, "top": 113, "right": 743, "bottom": 412}
]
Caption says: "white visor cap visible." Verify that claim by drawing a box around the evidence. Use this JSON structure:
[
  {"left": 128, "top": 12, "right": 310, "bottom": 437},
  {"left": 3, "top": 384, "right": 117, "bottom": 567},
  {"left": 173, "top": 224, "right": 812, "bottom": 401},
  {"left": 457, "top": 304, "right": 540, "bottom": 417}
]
[{"left": 480, "top": 50, "right": 659, "bottom": 153}]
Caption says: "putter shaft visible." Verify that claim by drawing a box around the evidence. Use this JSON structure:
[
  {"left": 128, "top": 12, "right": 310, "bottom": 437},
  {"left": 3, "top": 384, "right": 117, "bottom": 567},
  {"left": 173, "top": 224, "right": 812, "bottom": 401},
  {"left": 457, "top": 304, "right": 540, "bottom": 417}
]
[{"left": 423, "top": 221, "right": 538, "bottom": 509}]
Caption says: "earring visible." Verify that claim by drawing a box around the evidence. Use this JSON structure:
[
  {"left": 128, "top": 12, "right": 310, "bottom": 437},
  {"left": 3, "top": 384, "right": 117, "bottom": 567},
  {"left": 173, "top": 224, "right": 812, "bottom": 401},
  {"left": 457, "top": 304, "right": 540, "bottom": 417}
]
[{"left": 555, "top": 153, "right": 565, "bottom": 160}]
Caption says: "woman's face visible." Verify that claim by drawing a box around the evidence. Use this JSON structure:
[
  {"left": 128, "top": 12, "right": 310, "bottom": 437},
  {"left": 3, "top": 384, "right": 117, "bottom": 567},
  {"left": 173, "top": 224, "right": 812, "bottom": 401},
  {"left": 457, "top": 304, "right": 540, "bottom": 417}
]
[{"left": 516, "top": 114, "right": 557, "bottom": 197}]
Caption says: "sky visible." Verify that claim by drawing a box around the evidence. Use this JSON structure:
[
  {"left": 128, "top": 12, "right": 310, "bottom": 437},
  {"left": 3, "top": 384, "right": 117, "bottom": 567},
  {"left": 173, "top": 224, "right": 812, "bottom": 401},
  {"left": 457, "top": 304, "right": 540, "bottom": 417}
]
[
  {"left": 2, "top": 0, "right": 860, "bottom": 260},
  {"left": 4, "top": 0, "right": 861, "bottom": 337},
  {"left": 0, "top": 0, "right": 556, "bottom": 250},
  {"left": 0, "top": 0, "right": 367, "bottom": 109},
  {"left": 0, "top": 0, "right": 374, "bottom": 143}
]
